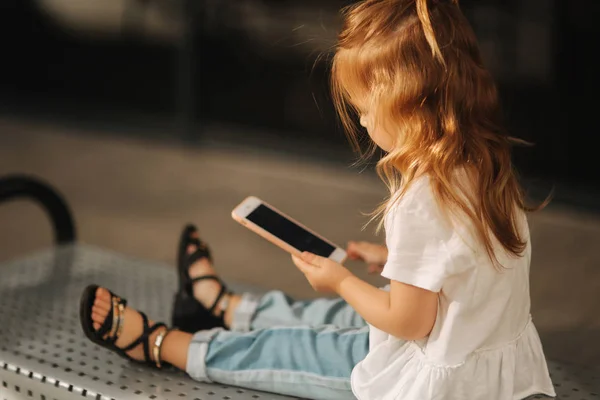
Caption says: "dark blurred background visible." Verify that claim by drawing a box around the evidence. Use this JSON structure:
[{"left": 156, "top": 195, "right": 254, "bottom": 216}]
[
  {"left": 0, "top": 0, "right": 599, "bottom": 202},
  {"left": 0, "top": 0, "right": 599, "bottom": 367}
]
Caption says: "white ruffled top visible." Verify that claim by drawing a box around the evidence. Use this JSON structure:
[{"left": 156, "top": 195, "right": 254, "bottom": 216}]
[{"left": 351, "top": 176, "right": 556, "bottom": 400}]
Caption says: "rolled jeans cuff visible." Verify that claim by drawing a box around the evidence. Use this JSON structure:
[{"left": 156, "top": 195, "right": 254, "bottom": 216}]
[
  {"left": 230, "top": 292, "right": 262, "bottom": 332},
  {"left": 186, "top": 327, "right": 223, "bottom": 382}
]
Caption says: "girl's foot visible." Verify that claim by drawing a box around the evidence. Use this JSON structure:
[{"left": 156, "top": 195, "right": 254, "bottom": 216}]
[
  {"left": 186, "top": 231, "right": 231, "bottom": 317},
  {"left": 186, "top": 232, "right": 242, "bottom": 327},
  {"left": 80, "top": 285, "right": 171, "bottom": 367},
  {"left": 93, "top": 288, "right": 161, "bottom": 360},
  {"left": 172, "top": 224, "right": 241, "bottom": 333}
]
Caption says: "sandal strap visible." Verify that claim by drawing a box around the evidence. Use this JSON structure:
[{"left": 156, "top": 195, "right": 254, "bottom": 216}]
[
  {"left": 185, "top": 248, "right": 212, "bottom": 268},
  {"left": 189, "top": 275, "right": 221, "bottom": 284},
  {"left": 189, "top": 237, "right": 210, "bottom": 254},
  {"left": 209, "top": 284, "right": 228, "bottom": 315},
  {"left": 96, "top": 306, "right": 114, "bottom": 338},
  {"left": 107, "top": 297, "right": 123, "bottom": 344},
  {"left": 179, "top": 225, "right": 212, "bottom": 269},
  {"left": 121, "top": 311, "right": 167, "bottom": 365},
  {"left": 188, "top": 275, "right": 229, "bottom": 316},
  {"left": 187, "top": 274, "right": 221, "bottom": 295},
  {"left": 184, "top": 227, "right": 211, "bottom": 261},
  {"left": 97, "top": 291, "right": 127, "bottom": 340},
  {"left": 121, "top": 311, "right": 149, "bottom": 353},
  {"left": 115, "top": 302, "right": 125, "bottom": 338},
  {"left": 187, "top": 237, "right": 202, "bottom": 248}
]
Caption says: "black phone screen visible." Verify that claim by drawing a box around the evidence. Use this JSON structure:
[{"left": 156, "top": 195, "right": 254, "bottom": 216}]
[{"left": 246, "top": 204, "right": 336, "bottom": 257}]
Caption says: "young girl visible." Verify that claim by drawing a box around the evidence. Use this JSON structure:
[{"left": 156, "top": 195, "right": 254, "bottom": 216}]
[{"left": 79, "top": 0, "right": 556, "bottom": 399}]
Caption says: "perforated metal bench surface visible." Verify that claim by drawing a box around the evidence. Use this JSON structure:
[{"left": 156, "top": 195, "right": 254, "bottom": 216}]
[{"left": 0, "top": 245, "right": 598, "bottom": 400}]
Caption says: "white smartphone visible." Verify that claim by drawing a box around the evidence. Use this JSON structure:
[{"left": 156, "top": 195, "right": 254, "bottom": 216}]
[{"left": 232, "top": 196, "right": 347, "bottom": 263}]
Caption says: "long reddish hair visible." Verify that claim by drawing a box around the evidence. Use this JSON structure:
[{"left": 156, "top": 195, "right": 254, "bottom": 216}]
[{"left": 331, "top": 0, "right": 543, "bottom": 266}]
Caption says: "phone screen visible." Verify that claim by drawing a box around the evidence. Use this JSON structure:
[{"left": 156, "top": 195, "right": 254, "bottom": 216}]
[{"left": 246, "top": 204, "right": 335, "bottom": 257}]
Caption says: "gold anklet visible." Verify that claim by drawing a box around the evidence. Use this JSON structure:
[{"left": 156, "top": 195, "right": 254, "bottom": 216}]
[{"left": 152, "top": 328, "right": 171, "bottom": 369}]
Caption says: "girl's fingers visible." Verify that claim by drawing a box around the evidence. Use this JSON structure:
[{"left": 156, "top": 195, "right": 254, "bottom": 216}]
[
  {"left": 301, "top": 252, "right": 326, "bottom": 267},
  {"left": 348, "top": 241, "right": 370, "bottom": 260},
  {"left": 368, "top": 264, "right": 383, "bottom": 274},
  {"left": 292, "top": 254, "right": 316, "bottom": 273}
]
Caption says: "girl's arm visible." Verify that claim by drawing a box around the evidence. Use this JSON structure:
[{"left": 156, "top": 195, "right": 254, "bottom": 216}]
[
  {"left": 292, "top": 252, "right": 439, "bottom": 341},
  {"left": 337, "top": 277, "right": 438, "bottom": 340}
]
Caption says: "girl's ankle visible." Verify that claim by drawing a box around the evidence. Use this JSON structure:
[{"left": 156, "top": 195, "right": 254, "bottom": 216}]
[{"left": 223, "top": 295, "right": 242, "bottom": 329}]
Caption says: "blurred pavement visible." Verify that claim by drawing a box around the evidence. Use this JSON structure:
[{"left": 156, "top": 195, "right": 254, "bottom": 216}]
[{"left": 1, "top": 117, "right": 599, "bottom": 366}]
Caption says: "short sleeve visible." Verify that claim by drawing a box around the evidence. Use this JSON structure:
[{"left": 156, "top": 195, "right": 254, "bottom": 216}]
[{"left": 381, "top": 183, "right": 456, "bottom": 293}]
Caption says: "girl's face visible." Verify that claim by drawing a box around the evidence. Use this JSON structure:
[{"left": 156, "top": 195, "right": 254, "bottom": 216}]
[{"left": 360, "top": 111, "right": 394, "bottom": 152}]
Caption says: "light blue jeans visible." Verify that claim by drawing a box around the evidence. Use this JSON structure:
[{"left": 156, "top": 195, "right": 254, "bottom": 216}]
[{"left": 186, "top": 291, "right": 369, "bottom": 400}]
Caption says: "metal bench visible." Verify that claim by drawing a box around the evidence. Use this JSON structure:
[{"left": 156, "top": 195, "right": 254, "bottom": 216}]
[
  {"left": 1, "top": 175, "right": 598, "bottom": 400},
  {"left": 0, "top": 244, "right": 295, "bottom": 400}
]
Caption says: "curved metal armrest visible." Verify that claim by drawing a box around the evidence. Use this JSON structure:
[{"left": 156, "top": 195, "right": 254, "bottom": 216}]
[{"left": 0, "top": 174, "right": 76, "bottom": 244}]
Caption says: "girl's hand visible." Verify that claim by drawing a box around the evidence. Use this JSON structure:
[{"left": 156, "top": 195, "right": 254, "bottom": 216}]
[
  {"left": 346, "top": 241, "right": 388, "bottom": 274},
  {"left": 292, "top": 252, "right": 354, "bottom": 293}
]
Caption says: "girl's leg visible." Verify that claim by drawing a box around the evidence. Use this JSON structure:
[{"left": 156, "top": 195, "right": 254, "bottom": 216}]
[
  {"left": 233, "top": 291, "right": 366, "bottom": 331},
  {"left": 182, "top": 239, "right": 365, "bottom": 331},
  {"left": 89, "top": 287, "right": 368, "bottom": 400},
  {"left": 184, "top": 325, "right": 368, "bottom": 400}
]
